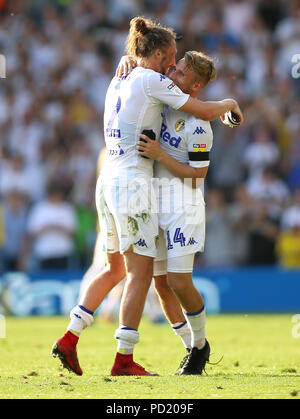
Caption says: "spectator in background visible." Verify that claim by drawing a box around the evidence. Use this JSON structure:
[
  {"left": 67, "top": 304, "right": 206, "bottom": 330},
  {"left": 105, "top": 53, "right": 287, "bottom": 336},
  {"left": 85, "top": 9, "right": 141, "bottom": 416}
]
[
  {"left": 201, "top": 11, "right": 240, "bottom": 53},
  {"left": 8, "top": 105, "right": 45, "bottom": 165},
  {"left": 0, "top": 153, "right": 45, "bottom": 203},
  {"left": 274, "top": 1, "right": 300, "bottom": 92},
  {"left": 246, "top": 166, "right": 290, "bottom": 219},
  {"left": 223, "top": 0, "right": 255, "bottom": 38},
  {"left": 203, "top": 189, "right": 236, "bottom": 267},
  {"left": 248, "top": 200, "right": 279, "bottom": 265},
  {"left": 228, "top": 184, "right": 252, "bottom": 265},
  {"left": 243, "top": 124, "right": 280, "bottom": 179},
  {"left": 0, "top": 154, "right": 31, "bottom": 202},
  {"left": 2, "top": 191, "right": 28, "bottom": 271},
  {"left": 209, "top": 123, "right": 248, "bottom": 202},
  {"left": 280, "top": 189, "right": 300, "bottom": 230},
  {"left": 285, "top": 126, "right": 300, "bottom": 191},
  {"left": 276, "top": 223, "right": 300, "bottom": 269},
  {"left": 20, "top": 182, "right": 77, "bottom": 270},
  {"left": 256, "top": 0, "right": 285, "bottom": 33},
  {"left": 276, "top": 189, "right": 300, "bottom": 268},
  {"left": 68, "top": 135, "right": 96, "bottom": 207},
  {"left": 0, "top": 201, "right": 5, "bottom": 273}
]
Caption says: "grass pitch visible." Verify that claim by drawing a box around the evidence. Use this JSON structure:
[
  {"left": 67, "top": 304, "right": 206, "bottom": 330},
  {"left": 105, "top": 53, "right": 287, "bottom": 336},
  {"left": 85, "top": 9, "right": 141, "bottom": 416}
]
[{"left": 0, "top": 314, "right": 300, "bottom": 399}]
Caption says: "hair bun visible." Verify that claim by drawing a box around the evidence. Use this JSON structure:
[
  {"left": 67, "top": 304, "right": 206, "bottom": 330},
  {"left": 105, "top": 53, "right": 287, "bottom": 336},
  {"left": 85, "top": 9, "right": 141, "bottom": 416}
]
[{"left": 133, "top": 17, "right": 149, "bottom": 35}]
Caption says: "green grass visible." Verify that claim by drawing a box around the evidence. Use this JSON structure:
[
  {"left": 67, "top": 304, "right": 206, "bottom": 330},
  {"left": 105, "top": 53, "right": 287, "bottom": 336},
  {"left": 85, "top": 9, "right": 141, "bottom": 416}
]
[{"left": 0, "top": 314, "right": 300, "bottom": 399}]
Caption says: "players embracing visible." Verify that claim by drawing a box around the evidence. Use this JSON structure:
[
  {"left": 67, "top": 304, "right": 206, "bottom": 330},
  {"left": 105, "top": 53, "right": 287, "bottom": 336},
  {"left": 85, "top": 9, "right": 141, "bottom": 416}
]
[{"left": 51, "top": 16, "right": 243, "bottom": 377}]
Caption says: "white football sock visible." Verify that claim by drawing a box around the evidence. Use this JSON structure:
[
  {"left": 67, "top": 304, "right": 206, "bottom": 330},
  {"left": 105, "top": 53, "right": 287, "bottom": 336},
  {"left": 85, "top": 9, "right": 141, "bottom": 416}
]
[
  {"left": 184, "top": 306, "right": 206, "bottom": 350},
  {"left": 114, "top": 325, "right": 139, "bottom": 355},
  {"left": 171, "top": 321, "right": 192, "bottom": 349},
  {"left": 67, "top": 305, "right": 94, "bottom": 337}
]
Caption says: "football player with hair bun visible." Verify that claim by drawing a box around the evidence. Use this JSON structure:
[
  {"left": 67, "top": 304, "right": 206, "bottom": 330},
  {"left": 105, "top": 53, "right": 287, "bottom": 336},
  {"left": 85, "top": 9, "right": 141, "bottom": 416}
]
[{"left": 52, "top": 16, "right": 243, "bottom": 377}]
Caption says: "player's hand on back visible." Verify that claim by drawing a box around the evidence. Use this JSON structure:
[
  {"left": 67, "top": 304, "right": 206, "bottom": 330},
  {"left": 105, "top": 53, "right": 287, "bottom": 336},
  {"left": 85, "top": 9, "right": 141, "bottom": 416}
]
[
  {"left": 137, "top": 134, "right": 162, "bottom": 160},
  {"left": 115, "top": 55, "right": 137, "bottom": 78}
]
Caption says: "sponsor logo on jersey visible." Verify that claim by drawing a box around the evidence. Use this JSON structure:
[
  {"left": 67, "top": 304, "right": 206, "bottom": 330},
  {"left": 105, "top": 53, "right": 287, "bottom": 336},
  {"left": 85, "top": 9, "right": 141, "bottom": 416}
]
[
  {"left": 106, "top": 128, "right": 121, "bottom": 138},
  {"left": 160, "top": 74, "right": 166, "bottom": 81},
  {"left": 193, "top": 126, "right": 207, "bottom": 135},
  {"left": 108, "top": 145, "right": 124, "bottom": 156},
  {"left": 134, "top": 239, "right": 148, "bottom": 248},
  {"left": 193, "top": 143, "right": 207, "bottom": 152},
  {"left": 187, "top": 237, "right": 198, "bottom": 245},
  {"left": 175, "top": 119, "right": 185, "bottom": 132},
  {"left": 160, "top": 123, "right": 182, "bottom": 148},
  {"left": 167, "top": 81, "right": 176, "bottom": 90}
]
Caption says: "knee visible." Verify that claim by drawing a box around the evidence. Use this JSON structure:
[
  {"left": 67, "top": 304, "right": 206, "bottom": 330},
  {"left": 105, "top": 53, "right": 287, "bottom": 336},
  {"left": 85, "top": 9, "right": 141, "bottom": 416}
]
[
  {"left": 127, "top": 262, "right": 153, "bottom": 285},
  {"left": 108, "top": 263, "right": 126, "bottom": 286},
  {"left": 167, "top": 276, "right": 187, "bottom": 293}
]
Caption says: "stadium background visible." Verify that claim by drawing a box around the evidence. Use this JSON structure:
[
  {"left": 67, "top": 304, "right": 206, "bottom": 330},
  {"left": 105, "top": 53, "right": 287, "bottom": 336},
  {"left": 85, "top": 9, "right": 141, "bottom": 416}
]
[{"left": 0, "top": 0, "right": 300, "bottom": 315}]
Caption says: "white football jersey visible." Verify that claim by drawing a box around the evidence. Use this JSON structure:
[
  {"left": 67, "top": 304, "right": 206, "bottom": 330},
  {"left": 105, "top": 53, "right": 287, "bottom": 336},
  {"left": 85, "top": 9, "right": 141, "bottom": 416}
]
[
  {"left": 155, "top": 105, "right": 213, "bottom": 177},
  {"left": 153, "top": 106, "right": 213, "bottom": 260},
  {"left": 154, "top": 105, "right": 213, "bottom": 205},
  {"left": 100, "top": 67, "right": 189, "bottom": 182}
]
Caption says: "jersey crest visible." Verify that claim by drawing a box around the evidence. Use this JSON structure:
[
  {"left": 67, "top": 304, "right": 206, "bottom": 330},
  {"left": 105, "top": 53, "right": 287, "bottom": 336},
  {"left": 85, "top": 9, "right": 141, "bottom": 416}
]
[{"left": 175, "top": 119, "right": 185, "bottom": 132}]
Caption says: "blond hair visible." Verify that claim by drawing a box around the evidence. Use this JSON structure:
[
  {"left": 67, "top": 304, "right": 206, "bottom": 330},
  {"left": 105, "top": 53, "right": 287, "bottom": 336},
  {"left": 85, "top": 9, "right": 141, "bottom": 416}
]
[
  {"left": 126, "top": 16, "right": 176, "bottom": 59},
  {"left": 184, "top": 51, "right": 217, "bottom": 87}
]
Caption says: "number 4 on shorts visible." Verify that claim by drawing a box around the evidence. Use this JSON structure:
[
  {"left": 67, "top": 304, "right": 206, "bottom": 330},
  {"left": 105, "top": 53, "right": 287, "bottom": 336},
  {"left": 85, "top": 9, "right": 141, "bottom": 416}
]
[
  {"left": 174, "top": 228, "right": 186, "bottom": 247},
  {"left": 167, "top": 228, "right": 186, "bottom": 249}
]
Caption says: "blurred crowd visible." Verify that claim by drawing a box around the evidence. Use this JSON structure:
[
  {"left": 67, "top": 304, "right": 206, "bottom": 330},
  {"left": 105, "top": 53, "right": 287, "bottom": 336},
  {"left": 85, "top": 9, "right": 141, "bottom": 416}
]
[{"left": 0, "top": 0, "right": 300, "bottom": 273}]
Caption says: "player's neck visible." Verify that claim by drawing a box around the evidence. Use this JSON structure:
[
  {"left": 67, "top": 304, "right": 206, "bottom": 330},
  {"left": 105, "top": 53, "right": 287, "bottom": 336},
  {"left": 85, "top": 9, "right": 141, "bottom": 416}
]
[
  {"left": 138, "top": 58, "right": 160, "bottom": 73},
  {"left": 189, "top": 88, "right": 203, "bottom": 99}
]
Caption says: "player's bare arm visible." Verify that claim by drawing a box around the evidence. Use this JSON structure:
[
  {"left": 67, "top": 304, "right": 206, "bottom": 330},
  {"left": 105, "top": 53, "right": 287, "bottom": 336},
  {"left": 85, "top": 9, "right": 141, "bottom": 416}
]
[
  {"left": 137, "top": 133, "right": 208, "bottom": 184},
  {"left": 116, "top": 54, "right": 243, "bottom": 124},
  {"left": 180, "top": 97, "right": 243, "bottom": 124}
]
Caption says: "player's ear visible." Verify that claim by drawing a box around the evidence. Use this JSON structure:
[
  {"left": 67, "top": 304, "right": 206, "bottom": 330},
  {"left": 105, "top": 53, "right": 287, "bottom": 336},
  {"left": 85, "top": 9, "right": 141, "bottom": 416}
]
[
  {"left": 193, "top": 80, "right": 204, "bottom": 92},
  {"left": 155, "top": 48, "right": 164, "bottom": 60}
]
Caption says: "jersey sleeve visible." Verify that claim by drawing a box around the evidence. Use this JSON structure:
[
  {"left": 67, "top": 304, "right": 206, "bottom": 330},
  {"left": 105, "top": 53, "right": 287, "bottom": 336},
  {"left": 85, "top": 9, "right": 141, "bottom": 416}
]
[
  {"left": 186, "top": 120, "right": 213, "bottom": 168},
  {"left": 145, "top": 72, "right": 189, "bottom": 110}
]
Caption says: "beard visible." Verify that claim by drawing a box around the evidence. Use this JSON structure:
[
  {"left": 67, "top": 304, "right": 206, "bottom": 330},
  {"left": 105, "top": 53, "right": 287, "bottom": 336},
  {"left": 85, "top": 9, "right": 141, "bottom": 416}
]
[{"left": 158, "top": 54, "right": 173, "bottom": 75}]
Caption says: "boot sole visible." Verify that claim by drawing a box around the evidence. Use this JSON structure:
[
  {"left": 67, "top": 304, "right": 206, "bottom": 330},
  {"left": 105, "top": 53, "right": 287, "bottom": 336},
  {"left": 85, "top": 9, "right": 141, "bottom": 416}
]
[
  {"left": 111, "top": 368, "right": 158, "bottom": 376},
  {"left": 51, "top": 343, "right": 83, "bottom": 376}
]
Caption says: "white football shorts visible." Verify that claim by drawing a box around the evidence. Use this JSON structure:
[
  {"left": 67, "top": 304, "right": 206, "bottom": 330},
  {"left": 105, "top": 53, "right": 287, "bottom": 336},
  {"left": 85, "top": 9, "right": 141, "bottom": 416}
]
[
  {"left": 153, "top": 191, "right": 205, "bottom": 274},
  {"left": 153, "top": 249, "right": 195, "bottom": 275},
  {"left": 96, "top": 177, "right": 158, "bottom": 258},
  {"left": 157, "top": 199, "right": 206, "bottom": 259}
]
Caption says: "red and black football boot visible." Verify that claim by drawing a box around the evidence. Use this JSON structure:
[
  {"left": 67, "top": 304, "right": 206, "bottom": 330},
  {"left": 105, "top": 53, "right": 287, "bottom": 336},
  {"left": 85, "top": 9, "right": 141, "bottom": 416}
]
[
  {"left": 111, "top": 353, "right": 158, "bottom": 376},
  {"left": 178, "top": 340, "right": 210, "bottom": 375},
  {"left": 51, "top": 331, "right": 83, "bottom": 376},
  {"left": 173, "top": 348, "right": 191, "bottom": 375}
]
